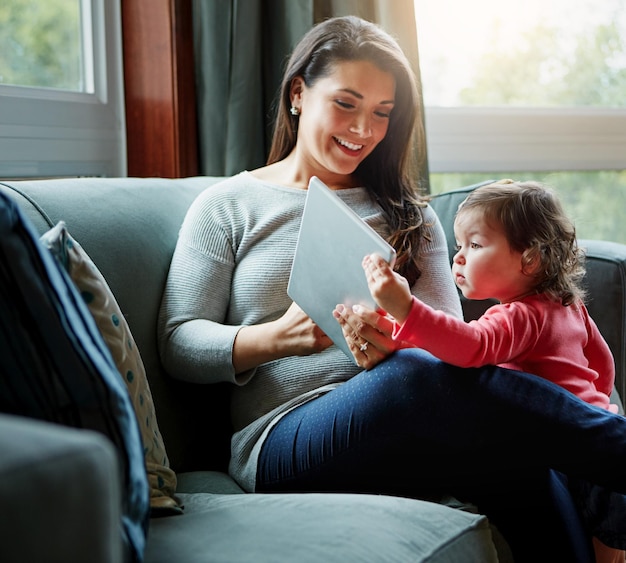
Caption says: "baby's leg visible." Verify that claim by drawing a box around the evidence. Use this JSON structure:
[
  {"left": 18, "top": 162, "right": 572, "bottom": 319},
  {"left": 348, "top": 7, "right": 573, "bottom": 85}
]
[{"left": 593, "top": 539, "right": 625, "bottom": 563}]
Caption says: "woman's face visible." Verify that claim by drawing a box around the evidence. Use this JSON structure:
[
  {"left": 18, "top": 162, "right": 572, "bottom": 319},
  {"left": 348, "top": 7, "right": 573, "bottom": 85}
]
[{"left": 291, "top": 59, "right": 395, "bottom": 182}]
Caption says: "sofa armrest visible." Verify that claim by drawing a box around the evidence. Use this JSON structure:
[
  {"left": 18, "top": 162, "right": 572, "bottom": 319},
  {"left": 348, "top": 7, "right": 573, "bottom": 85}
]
[{"left": 0, "top": 414, "right": 123, "bottom": 563}]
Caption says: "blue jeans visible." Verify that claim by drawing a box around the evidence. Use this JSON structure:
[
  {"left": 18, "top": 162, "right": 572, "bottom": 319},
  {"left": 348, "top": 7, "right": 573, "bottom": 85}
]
[{"left": 257, "top": 348, "right": 626, "bottom": 562}]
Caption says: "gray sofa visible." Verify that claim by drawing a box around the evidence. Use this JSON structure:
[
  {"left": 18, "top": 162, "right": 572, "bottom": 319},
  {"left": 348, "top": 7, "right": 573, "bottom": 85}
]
[{"left": 1, "top": 176, "right": 625, "bottom": 563}]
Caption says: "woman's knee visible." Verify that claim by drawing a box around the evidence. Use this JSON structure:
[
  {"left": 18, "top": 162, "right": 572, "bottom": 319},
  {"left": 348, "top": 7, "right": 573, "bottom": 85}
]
[
  {"left": 375, "top": 348, "right": 449, "bottom": 383},
  {"left": 364, "top": 348, "right": 436, "bottom": 397},
  {"left": 374, "top": 348, "right": 474, "bottom": 400}
]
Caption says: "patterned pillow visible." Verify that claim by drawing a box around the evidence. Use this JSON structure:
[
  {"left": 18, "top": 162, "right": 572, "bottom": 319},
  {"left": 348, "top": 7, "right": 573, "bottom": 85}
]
[
  {"left": 40, "top": 221, "right": 182, "bottom": 515},
  {"left": 0, "top": 193, "right": 149, "bottom": 562}
]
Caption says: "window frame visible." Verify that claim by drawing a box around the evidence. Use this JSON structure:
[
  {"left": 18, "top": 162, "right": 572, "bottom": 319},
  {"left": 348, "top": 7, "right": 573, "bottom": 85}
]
[
  {"left": 0, "top": 0, "right": 125, "bottom": 178},
  {"left": 424, "top": 107, "right": 626, "bottom": 174}
]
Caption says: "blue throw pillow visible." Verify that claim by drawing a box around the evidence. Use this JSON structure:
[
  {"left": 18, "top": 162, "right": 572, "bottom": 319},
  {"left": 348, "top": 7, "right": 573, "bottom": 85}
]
[{"left": 0, "top": 192, "right": 149, "bottom": 562}]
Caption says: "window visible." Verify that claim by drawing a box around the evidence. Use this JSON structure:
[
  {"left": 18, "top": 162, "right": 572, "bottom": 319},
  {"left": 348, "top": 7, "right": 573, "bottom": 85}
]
[
  {"left": 0, "top": 0, "right": 125, "bottom": 178},
  {"left": 0, "top": 1, "right": 90, "bottom": 92},
  {"left": 415, "top": 0, "right": 626, "bottom": 243}
]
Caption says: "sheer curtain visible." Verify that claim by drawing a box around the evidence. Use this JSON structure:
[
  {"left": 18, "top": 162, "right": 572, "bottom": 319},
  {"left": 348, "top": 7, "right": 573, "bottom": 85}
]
[{"left": 192, "top": 0, "right": 428, "bottom": 188}]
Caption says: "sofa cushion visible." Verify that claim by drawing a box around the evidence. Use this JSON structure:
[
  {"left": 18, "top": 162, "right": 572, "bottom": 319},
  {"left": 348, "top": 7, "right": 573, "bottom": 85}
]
[
  {"left": 145, "top": 492, "right": 498, "bottom": 563},
  {"left": 176, "top": 470, "right": 246, "bottom": 495},
  {"left": 40, "top": 221, "right": 182, "bottom": 515},
  {"left": 0, "top": 192, "right": 149, "bottom": 562}
]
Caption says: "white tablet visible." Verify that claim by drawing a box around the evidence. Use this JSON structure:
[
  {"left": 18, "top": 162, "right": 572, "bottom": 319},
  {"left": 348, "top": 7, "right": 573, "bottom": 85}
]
[{"left": 287, "top": 176, "right": 396, "bottom": 362}]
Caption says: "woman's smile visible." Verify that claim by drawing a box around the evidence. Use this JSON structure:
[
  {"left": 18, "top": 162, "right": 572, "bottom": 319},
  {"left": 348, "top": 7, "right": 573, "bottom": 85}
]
[{"left": 334, "top": 136, "right": 364, "bottom": 155}]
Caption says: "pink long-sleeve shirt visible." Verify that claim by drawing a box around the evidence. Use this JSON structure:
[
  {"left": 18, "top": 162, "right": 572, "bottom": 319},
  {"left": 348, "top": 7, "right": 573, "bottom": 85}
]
[{"left": 394, "top": 293, "right": 617, "bottom": 412}]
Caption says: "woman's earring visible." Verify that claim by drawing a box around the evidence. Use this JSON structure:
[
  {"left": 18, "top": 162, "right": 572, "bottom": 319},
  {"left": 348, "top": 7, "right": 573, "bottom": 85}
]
[{"left": 290, "top": 106, "right": 300, "bottom": 116}]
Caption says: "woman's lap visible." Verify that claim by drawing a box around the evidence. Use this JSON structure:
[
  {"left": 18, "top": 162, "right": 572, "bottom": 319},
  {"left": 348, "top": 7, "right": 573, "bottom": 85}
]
[
  {"left": 258, "top": 348, "right": 506, "bottom": 495},
  {"left": 258, "top": 348, "right": 626, "bottom": 493}
]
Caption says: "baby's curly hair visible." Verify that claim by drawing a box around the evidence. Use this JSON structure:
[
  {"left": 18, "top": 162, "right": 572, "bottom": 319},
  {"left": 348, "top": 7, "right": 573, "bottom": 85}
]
[{"left": 457, "top": 179, "right": 586, "bottom": 306}]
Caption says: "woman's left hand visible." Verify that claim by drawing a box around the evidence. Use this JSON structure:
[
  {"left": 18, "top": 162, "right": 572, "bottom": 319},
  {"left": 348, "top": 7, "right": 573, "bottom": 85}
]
[{"left": 333, "top": 303, "right": 399, "bottom": 369}]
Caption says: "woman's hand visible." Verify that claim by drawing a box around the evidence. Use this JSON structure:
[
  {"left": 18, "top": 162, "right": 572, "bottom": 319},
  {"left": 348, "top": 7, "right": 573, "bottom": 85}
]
[
  {"left": 276, "top": 301, "right": 334, "bottom": 356},
  {"left": 233, "top": 301, "right": 332, "bottom": 373},
  {"left": 333, "top": 303, "right": 399, "bottom": 369}
]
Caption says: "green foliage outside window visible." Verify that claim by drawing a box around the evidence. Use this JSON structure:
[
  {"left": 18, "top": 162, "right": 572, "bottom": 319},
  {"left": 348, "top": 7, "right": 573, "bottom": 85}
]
[
  {"left": 458, "top": 21, "right": 626, "bottom": 108},
  {"left": 429, "top": 170, "right": 626, "bottom": 245},
  {"left": 0, "top": 0, "right": 83, "bottom": 91}
]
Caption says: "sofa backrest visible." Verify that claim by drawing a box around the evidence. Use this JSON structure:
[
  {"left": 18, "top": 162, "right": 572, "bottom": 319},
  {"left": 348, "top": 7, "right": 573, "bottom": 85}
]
[{"left": 429, "top": 183, "right": 626, "bottom": 406}]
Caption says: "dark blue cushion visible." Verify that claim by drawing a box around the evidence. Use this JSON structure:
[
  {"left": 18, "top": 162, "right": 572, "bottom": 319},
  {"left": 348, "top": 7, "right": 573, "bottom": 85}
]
[{"left": 0, "top": 192, "right": 149, "bottom": 562}]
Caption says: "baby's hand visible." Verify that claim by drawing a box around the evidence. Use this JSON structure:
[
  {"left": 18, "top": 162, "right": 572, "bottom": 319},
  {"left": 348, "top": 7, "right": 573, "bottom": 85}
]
[{"left": 362, "top": 253, "right": 412, "bottom": 324}]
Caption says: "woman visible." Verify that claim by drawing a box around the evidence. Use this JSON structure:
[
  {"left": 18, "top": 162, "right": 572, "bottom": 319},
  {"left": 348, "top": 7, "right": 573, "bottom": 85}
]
[{"left": 159, "top": 15, "right": 626, "bottom": 562}]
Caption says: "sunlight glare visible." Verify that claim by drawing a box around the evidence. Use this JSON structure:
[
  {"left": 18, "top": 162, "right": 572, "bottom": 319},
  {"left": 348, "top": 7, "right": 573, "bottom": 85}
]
[{"left": 414, "top": 0, "right": 625, "bottom": 105}]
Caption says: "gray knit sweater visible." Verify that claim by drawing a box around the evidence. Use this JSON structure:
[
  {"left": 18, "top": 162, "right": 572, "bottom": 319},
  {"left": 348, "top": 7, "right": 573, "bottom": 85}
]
[{"left": 158, "top": 172, "right": 462, "bottom": 491}]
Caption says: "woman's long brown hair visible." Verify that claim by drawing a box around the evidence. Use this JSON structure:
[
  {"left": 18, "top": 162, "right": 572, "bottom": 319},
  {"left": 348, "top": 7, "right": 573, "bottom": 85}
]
[{"left": 268, "top": 16, "right": 429, "bottom": 286}]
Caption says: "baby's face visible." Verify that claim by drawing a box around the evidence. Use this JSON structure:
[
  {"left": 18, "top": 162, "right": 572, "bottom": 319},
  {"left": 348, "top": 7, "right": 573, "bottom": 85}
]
[{"left": 452, "top": 209, "right": 532, "bottom": 303}]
